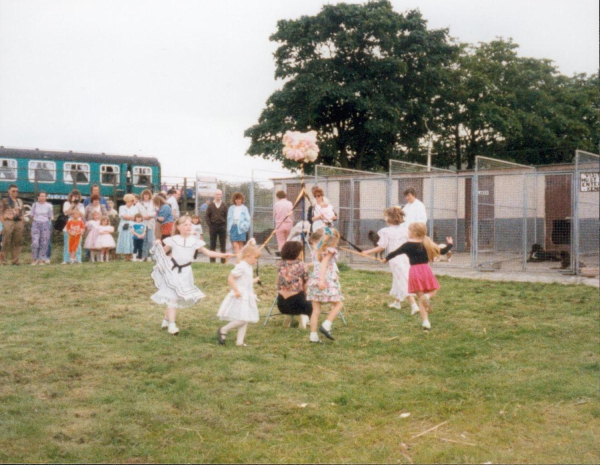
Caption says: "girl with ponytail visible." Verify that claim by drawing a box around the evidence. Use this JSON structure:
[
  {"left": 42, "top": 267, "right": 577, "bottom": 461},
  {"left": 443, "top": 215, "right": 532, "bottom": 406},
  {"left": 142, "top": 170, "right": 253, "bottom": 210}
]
[{"left": 384, "top": 222, "right": 453, "bottom": 331}]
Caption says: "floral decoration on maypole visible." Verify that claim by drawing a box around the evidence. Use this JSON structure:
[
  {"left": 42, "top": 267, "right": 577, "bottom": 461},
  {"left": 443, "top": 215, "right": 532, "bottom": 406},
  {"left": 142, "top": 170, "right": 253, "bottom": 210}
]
[{"left": 282, "top": 130, "right": 319, "bottom": 190}]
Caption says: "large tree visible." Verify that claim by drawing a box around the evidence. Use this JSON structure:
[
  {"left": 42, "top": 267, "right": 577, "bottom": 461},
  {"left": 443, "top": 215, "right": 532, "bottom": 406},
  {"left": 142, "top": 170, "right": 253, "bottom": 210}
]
[
  {"left": 244, "top": 0, "right": 456, "bottom": 171},
  {"left": 431, "top": 39, "right": 599, "bottom": 169}
]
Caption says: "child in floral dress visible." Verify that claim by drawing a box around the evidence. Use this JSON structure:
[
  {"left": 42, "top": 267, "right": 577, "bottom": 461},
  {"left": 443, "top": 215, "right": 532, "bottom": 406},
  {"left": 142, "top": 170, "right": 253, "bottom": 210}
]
[{"left": 306, "top": 227, "right": 344, "bottom": 343}]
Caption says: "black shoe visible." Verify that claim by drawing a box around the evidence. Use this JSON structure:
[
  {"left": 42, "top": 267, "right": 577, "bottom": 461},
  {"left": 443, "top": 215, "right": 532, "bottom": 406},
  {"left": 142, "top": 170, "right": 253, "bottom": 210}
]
[
  {"left": 217, "top": 329, "right": 226, "bottom": 345},
  {"left": 319, "top": 326, "right": 334, "bottom": 340}
]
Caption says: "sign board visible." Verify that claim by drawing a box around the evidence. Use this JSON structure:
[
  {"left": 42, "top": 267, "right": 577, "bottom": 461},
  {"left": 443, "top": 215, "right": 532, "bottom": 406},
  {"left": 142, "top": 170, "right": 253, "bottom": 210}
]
[
  {"left": 478, "top": 190, "right": 489, "bottom": 196},
  {"left": 196, "top": 176, "right": 218, "bottom": 197},
  {"left": 580, "top": 172, "right": 599, "bottom": 192}
]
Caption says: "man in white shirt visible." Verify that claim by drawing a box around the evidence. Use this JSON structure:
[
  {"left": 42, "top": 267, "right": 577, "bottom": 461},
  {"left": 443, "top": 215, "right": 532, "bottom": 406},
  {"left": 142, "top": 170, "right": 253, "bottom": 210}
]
[
  {"left": 402, "top": 187, "right": 427, "bottom": 227},
  {"left": 166, "top": 188, "right": 181, "bottom": 220}
]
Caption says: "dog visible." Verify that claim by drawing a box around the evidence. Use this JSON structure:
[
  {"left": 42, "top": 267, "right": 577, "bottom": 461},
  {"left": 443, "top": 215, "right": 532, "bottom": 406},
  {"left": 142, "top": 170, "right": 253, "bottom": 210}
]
[
  {"left": 367, "top": 230, "right": 384, "bottom": 260},
  {"left": 252, "top": 228, "right": 274, "bottom": 255},
  {"left": 527, "top": 243, "right": 562, "bottom": 263}
]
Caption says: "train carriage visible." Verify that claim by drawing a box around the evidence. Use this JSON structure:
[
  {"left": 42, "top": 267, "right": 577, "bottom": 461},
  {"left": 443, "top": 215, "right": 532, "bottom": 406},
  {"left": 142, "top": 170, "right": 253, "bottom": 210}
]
[{"left": 0, "top": 147, "right": 161, "bottom": 201}]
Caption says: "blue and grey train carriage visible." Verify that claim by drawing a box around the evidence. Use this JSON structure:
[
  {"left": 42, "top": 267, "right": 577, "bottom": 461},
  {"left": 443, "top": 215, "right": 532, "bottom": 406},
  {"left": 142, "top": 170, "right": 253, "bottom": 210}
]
[{"left": 0, "top": 147, "right": 161, "bottom": 201}]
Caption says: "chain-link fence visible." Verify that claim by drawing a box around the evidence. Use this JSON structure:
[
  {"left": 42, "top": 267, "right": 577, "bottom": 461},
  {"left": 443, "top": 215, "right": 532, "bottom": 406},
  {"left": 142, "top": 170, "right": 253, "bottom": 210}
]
[
  {"left": 193, "top": 150, "right": 599, "bottom": 276},
  {"left": 574, "top": 150, "right": 600, "bottom": 272},
  {"left": 389, "top": 160, "right": 472, "bottom": 268},
  {"left": 473, "top": 157, "right": 537, "bottom": 271}
]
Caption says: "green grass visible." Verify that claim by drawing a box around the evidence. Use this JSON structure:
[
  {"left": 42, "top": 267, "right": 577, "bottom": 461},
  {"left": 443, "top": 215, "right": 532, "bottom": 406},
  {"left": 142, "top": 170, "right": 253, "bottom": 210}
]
[{"left": 0, "top": 259, "right": 599, "bottom": 463}]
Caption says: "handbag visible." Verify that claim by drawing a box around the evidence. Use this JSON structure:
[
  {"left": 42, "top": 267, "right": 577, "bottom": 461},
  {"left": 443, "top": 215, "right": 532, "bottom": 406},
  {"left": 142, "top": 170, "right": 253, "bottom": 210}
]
[
  {"left": 161, "top": 222, "right": 174, "bottom": 237},
  {"left": 122, "top": 223, "right": 130, "bottom": 231},
  {"left": 54, "top": 213, "right": 68, "bottom": 231}
]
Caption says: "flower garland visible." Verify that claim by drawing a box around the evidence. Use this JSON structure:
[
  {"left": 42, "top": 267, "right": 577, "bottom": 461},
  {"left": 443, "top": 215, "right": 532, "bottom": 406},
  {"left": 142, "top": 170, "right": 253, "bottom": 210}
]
[{"left": 282, "top": 130, "right": 319, "bottom": 163}]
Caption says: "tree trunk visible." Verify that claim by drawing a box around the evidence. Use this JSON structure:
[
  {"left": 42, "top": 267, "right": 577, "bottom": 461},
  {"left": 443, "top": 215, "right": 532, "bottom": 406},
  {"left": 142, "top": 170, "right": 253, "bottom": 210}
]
[{"left": 454, "top": 125, "right": 462, "bottom": 169}]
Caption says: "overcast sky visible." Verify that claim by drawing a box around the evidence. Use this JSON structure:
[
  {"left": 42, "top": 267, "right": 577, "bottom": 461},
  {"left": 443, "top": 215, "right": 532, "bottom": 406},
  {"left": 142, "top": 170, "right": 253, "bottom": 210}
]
[{"left": 0, "top": 0, "right": 598, "bottom": 182}]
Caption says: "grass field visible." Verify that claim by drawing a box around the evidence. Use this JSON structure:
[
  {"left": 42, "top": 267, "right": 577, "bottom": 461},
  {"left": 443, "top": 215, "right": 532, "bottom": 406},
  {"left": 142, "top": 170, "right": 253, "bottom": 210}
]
[{"left": 0, "top": 260, "right": 598, "bottom": 463}]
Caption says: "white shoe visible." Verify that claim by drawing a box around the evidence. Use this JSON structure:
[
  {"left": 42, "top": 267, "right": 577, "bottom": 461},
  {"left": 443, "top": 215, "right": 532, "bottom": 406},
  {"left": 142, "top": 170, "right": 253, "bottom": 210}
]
[
  {"left": 168, "top": 324, "right": 179, "bottom": 335},
  {"left": 161, "top": 320, "right": 169, "bottom": 329},
  {"left": 132, "top": 257, "right": 138, "bottom": 262},
  {"left": 44, "top": 259, "right": 51, "bottom": 264},
  {"left": 388, "top": 301, "right": 401, "bottom": 309},
  {"left": 61, "top": 261, "right": 68, "bottom": 265},
  {"left": 422, "top": 320, "right": 431, "bottom": 330},
  {"left": 410, "top": 306, "right": 420, "bottom": 316}
]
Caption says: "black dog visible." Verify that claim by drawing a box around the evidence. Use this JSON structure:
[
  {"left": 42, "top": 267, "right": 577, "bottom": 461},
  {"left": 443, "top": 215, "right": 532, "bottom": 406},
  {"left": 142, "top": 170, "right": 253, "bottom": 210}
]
[
  {"left": 253, "top": 228, "right": 274, "bottom": 255},
  {"left": 367, "top": 230, "right": 384, "bottom": 260},
  {"left": 527, "top": 244, "right": 562, "bottom": 263}
]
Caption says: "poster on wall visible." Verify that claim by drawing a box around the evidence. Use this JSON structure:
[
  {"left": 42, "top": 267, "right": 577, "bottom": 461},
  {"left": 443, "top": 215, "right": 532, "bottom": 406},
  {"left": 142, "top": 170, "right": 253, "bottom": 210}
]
[{"left": 580, "top": 172, "right": 599, "bottom": 192}]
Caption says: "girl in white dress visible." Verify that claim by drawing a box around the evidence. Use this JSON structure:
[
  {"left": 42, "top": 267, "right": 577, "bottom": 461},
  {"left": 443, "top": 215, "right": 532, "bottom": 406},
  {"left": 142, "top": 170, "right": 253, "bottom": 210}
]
[
  {"left": 151, "top": 215, "right": 233, "bottom": 335},
  {"left": 217, "top": 241, "right": 261, "bottom": 346},
  {"left": 96, "top": 216, "right": 116, "bottom": 262},
  {"left": 362, "top": 207, "right": 420, "bottom": 314}
]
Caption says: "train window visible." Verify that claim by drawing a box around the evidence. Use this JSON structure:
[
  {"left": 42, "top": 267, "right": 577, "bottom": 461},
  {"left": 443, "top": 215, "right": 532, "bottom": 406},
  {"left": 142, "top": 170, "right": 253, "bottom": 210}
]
[
  {"left": 64, "top": 163, "right": 90, "bottom": 184},
  {"left": 133, "top": 166, "right": 152, "bottom": 186},
  {"left": 101, "top": 164, "right": 120, "bottom": 185},
  {"left": 0, "top": 159, "right": 17, "bottom": 181},
  {"left": 28, "top": 160, "right": 56, "bottom": 183}
]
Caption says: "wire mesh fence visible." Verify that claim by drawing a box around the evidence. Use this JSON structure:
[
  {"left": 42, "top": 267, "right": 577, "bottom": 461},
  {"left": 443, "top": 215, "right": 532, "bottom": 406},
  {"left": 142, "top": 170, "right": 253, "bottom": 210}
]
[
  {"left": 192, "top": 150, "right": 599, "bottom": 276},
  {"left": 574, "top": 150, "right": 599, "bottom": 272}
]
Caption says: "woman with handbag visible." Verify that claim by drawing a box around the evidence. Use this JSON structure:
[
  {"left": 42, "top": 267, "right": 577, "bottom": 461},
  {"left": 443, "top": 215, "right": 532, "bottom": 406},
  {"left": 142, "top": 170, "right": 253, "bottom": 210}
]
[
  {"left": 116, "top": 194, "right": 139, "bottom": 261},
  {"left": 153, "top": 194, "right": 174, "bottom": 240},
  {"left": 227, "top": 192, "right": 251, "bottom": 255}
]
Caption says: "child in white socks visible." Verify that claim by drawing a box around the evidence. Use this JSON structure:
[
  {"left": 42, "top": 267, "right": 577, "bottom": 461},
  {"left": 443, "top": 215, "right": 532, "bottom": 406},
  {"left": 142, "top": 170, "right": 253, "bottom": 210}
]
[{"left": 217, "top": 241, "right": 261, "bottom": 346}]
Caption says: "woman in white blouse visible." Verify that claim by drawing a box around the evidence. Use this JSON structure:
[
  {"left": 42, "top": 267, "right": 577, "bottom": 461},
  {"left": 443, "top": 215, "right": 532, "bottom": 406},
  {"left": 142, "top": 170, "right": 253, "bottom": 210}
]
[{"left": 137, "top": 189, "right": 157, "bottom": 261}]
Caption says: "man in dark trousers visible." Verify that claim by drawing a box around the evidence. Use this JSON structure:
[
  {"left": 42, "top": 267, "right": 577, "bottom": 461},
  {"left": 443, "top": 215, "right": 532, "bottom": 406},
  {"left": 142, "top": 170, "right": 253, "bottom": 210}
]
[{"left": 206, "top": 189, "right": 228, "bottom": 263}]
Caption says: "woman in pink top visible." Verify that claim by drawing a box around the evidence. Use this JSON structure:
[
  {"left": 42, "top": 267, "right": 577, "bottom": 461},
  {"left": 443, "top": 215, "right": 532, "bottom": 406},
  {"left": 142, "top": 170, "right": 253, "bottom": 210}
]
[{"left": 273, "top": 190, "right": 294, "bottom": 253}]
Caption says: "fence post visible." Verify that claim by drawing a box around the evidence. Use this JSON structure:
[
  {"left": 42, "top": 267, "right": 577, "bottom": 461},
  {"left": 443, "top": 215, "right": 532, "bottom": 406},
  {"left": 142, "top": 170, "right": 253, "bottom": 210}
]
[
  {"left": 249, "top": 172, "right": 255, "bottom": 239},
  {"left": 572, "top": 152, "right": 580, "bottom": 274},
  {"left": 428, "top": 173, "right": 435, "bottom": 239},
  {"left": 182, "top": 178, "right": 188, "bottom": 215},
  {"left": 471, "top": 169, "right": 479, "bottom": 268},
  {"left": 349, "top": 179, "right": 355, "bottom": 263},
  {"left": 387, "top": 160, "right": 392, "bottom": 208},
  {"left": 522, "top": 172, "right": 528, "bottom": 271}
]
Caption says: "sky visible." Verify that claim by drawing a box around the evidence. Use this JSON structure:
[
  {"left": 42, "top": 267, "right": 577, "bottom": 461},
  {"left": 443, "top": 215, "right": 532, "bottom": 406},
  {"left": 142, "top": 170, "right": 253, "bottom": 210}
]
[{"left": 0, "top": 0, "right": 598, "bottom": 182}]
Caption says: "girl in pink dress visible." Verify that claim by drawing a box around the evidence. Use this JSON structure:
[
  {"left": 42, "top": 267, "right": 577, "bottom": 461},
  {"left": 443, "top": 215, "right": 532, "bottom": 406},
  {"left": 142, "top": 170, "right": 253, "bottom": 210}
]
[
  {"left": 84, "top": 210, "right": 102, "bottom": 262},
  {"left": 96, "top": 216, "right": 116, "bottom": 262}
]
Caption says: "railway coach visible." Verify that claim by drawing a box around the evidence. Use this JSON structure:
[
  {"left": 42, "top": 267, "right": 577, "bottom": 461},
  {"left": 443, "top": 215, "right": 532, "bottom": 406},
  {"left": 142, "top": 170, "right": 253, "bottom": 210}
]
[{"left": 0, "top": 147, "right": 161, "bottom": 202}]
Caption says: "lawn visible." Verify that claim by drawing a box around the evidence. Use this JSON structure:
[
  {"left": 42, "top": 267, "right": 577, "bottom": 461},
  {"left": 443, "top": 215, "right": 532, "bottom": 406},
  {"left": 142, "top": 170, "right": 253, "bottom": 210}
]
[{"left": 0, "top": 260, "right": 598, "bottom": 463}]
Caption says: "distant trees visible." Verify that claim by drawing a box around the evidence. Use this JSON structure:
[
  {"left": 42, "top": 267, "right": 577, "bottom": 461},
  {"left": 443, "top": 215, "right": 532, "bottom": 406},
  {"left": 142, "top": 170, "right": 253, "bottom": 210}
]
[{"left": 245, "top": 1, "right": 599, "bottom": 171}]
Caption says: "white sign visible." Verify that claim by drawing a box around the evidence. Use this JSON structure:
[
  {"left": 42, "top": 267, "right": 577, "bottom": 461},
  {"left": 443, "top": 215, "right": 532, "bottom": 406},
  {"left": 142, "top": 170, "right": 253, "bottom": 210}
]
[
  {"left": 580, "top": 172, "right": 599, "bottom": 192},
  {"left": 196, "top": 176, "right": 218, "bottom": 196},
  {"left": 478, "top": 190, "right": 489, "bottom": 196}
]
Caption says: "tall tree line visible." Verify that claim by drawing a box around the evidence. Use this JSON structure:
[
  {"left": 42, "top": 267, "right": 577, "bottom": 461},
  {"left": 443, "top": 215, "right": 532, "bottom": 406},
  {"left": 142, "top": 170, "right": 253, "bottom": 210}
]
[{"left": 245, "top": 0, "right": 599, "bottom": 171}]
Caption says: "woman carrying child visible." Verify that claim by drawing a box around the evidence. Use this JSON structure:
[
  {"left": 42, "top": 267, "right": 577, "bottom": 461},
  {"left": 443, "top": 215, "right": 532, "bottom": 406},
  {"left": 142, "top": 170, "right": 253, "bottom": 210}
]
[
  {"left": 217, "top": 240, "right": 261, "bottom": 346},
  {"left": 153, "top": 194, "right": 174, "bottom": 240},
  {"left": 96, "top": 216, "right": 116, "bottom": 262},
  {"left": 384, "top": 222, "right": 453, "bottom": 331},
  {"left": 151, "top": 215, "right": 233, "bottom": 335},
  {"left": 306, "top": 227, "right": 344, "bottom": 343},
  {"left": 361, "top": 207, "right": 420, "bottom": 314},
  {"left": 276, "top": 241, "right": 312, "bottom": 329}
]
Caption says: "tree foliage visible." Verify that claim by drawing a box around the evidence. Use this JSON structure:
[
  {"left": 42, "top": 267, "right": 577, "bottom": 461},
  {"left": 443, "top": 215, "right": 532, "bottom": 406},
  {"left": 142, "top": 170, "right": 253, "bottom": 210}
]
[
  {"left": 244, "top": 0, "right": 456, "bottom": 171},
  {"left": 245, "top": 2, "right": 599, "bottom": 171}
]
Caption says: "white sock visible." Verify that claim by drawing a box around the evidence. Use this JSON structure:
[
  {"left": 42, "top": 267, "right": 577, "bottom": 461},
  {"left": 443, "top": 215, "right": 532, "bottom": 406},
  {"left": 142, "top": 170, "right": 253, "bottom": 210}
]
[
  {"left": 322, "top": 320, "right": 332, "bottom": 331},
  {"left": 309, "top": 331, "right": 320, "bottom": 342},
  {"left": 300, "top": 314, "right": 310, "bottom": 327},
  {"left": 411, "top": 302, "right": 420, "bottom": 311}
]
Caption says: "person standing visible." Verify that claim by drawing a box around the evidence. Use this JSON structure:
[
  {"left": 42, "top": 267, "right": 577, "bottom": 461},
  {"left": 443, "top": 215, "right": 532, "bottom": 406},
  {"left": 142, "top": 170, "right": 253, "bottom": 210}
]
[
  {"left": 116, "top": 194, "right": 139, "bottom": 261},
  {"left": 0, "top": 184, "right": 25, "bottom": 265},
  {"left": 402, "top": 187, "right": 427, "bottom": 228},
  {"left": 227, "top": 192, "right": 251, "bottom": 255},
  {"left": 206, "top": 189, "right": 228, "bottom": 263},
  {"left": 30, "top": 191, "right": 54, "bottom": 265},
  {"left": 138, "top": 189, "right": 156, "bottom": 261},
  {"left": 273, "top": 190, "right": 294, "bottom": 255},
  {"left": 62, "top": 190, "right": 85, "bottom": 264},
  {"left": 166, "top": 188, "right": 180, "bottom": 220},
  {"left": 83, "top": 184, "right": 109, "bottom": 210}
]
